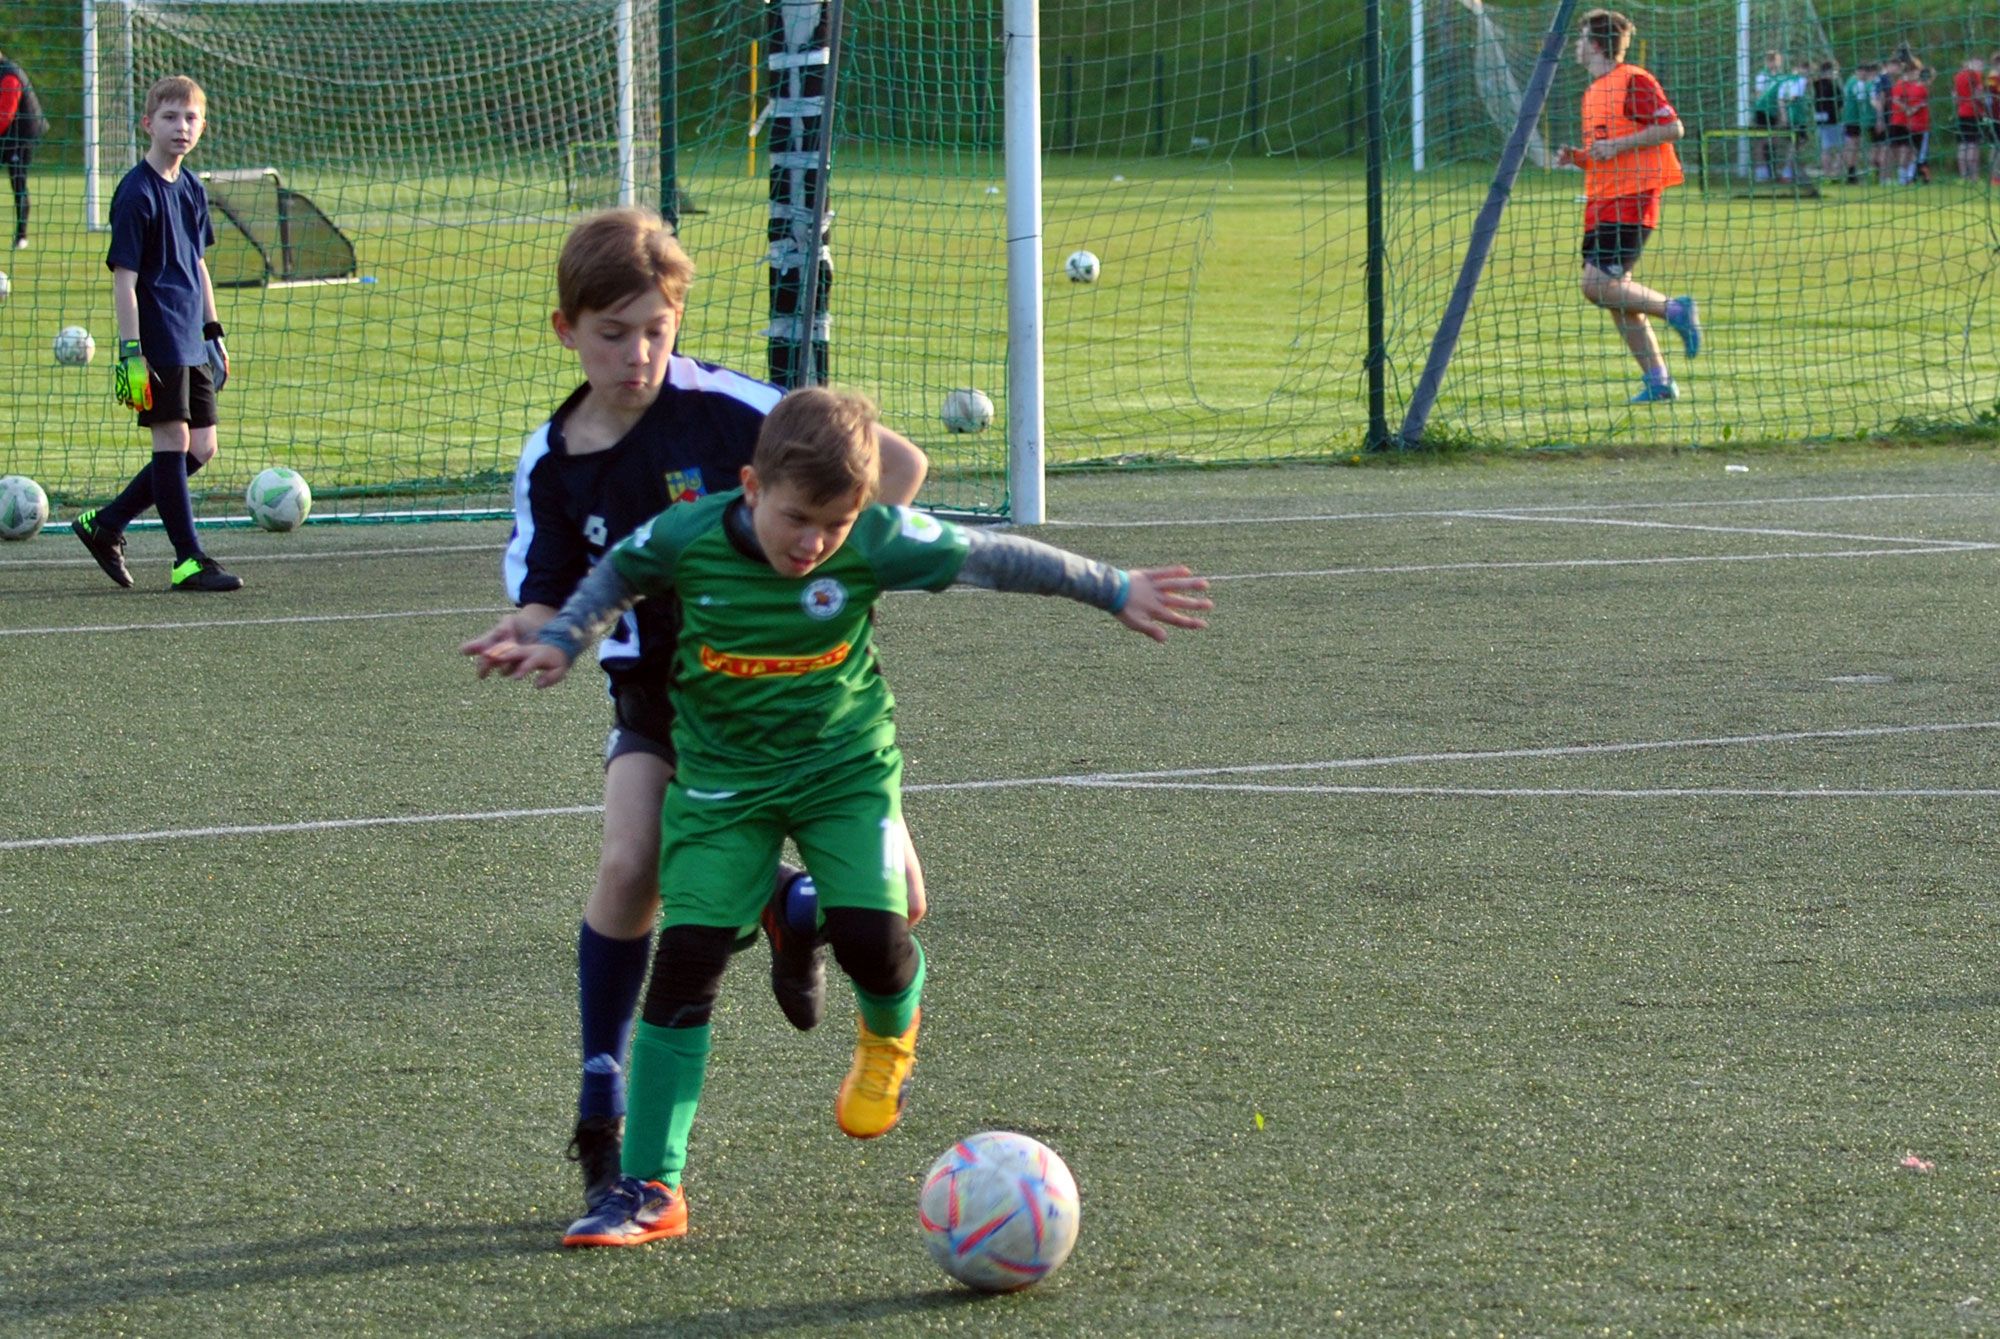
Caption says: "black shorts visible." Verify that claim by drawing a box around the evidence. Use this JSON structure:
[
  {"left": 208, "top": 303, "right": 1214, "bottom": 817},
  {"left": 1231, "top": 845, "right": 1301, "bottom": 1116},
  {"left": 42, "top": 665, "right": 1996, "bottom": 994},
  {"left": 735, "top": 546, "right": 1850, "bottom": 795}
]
[
  {"left": 1752, "top": 109, "right": 1778, "bottom": 130},
  {"left": 604, "top": 676, "right": 676, "bottom": 768},
  {"left": 136, "top": 363, "right": 218, "bottom": 429},
  {"left": 1580, "top": 221, "right": 1651, "bottom": 279},
  {"left": 1869, "top": 125, "right": 1887, "bottom": 144},
  {"left": 0, "top": 136, "right": 32, "bottom": 170},
  {"left": 1959, "top": 115, "right": 1983, "bottom": 141},
  {"left": 1844, "top": 124, "right": 1863, "bottom": 140},
  {"left": 1887, "top": 125, "right": 1912, "bottom": 147}
]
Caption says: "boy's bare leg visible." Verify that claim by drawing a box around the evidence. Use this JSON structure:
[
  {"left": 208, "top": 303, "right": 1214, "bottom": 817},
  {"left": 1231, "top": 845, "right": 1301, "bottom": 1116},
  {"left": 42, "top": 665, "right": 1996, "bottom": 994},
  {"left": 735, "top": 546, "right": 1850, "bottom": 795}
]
[
  {"left": 585, "top": 752, "right": 668, "bottom": 938},
  {"left": 1582, "top": 265, "right": 1675, "bottom": 384}
]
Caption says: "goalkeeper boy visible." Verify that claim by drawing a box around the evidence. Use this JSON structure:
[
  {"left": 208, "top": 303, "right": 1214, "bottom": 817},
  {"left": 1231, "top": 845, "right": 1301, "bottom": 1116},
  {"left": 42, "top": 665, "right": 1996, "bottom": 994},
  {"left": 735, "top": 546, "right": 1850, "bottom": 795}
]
[
  {"left": 479, "top": 384, "right": 1211, "bottom": 1247},
  {"left": 1555, "top": 9, "right": 1702, "bottom": 404}
]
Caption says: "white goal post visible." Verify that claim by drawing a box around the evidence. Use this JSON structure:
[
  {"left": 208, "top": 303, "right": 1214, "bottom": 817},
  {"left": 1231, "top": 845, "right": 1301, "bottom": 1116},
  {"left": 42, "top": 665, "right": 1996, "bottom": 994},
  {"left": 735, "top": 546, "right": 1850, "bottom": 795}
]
[{"left": 80, "top": 0, "right": 641, "bottom": 232}]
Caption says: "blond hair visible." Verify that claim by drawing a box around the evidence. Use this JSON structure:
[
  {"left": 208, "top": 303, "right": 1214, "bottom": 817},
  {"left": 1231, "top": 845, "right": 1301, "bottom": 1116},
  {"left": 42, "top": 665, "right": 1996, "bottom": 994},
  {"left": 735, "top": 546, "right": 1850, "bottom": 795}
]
[
  {"left": 752, "top": 387, "right": 880, "bottom": 506},
  {"left": 557, "top": 207, "right": 695, "bottom": 320},
  {"left": 144, "top": 75, "right": 206, "bottom": 119}
]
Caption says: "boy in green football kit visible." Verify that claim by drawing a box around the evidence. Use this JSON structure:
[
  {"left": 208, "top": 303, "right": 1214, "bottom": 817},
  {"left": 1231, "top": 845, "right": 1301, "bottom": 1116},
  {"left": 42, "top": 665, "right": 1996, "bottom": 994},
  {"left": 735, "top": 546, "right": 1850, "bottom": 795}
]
[{"left": 481, "top": 385, "right": 1210, "bottom": 1247}]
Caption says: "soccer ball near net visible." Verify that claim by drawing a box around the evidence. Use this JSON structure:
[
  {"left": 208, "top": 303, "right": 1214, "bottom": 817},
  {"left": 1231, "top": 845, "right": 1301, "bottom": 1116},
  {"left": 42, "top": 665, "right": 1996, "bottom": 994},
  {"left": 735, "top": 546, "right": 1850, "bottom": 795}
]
[
  {"left": 53, "top": 326, "right": 95, "bottom": 366},
  {"left": 941, "top": 388, "right": 995, "bottom": 434},
  {"left": 246, "top": 466, "right": 313, "bottom": 532},
  {"left": 1064, "top": 249, "right": 1101, "bottom": 284},
  {"left": 0, "top": 270, "right": 10, "bottom": 303},
  {"left": 0, "top": 475, "right": 49, "bottom": 541},
  {"left": 918, "top": 1131, "right": 1080, "bottom": 1292}
]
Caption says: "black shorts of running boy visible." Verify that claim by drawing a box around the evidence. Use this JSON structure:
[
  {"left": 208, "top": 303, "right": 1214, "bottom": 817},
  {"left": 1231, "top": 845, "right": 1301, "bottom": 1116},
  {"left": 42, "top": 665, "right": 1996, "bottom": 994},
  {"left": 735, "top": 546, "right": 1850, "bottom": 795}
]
[
  {"left": 136, "top": 363, "right": 218, "bottom": 429},
  {"left": 604, "top": 675, "right": 677, "bottom": 767},
  {"left": 1580, "top": 221, "right": 1650, "bottom": 279}
]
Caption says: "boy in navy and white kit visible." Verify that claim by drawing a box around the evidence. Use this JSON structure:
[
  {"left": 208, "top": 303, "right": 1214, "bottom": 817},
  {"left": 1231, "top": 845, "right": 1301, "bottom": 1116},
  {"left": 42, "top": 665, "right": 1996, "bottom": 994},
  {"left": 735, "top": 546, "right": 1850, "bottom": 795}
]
[
  {"left": 72, "top": 74, "right": 240, "bottom": 592},
  {"left": 460, "top": 208, "right": 932, "bottom": 1224}
]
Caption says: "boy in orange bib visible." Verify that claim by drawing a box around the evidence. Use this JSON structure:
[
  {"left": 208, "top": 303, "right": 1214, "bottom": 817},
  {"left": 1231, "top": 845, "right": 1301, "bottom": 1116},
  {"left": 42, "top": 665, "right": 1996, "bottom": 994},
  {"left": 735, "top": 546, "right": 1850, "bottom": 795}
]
[{"left": 1555, "top": 9, "right": 1701, "bottom": 403}]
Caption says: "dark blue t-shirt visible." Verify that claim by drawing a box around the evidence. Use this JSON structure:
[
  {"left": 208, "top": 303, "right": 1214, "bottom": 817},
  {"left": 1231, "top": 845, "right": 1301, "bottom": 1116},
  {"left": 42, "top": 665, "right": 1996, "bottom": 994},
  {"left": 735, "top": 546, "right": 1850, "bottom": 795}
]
[{"left": 106, "top": 160, "right": 215, "bottom": 367}]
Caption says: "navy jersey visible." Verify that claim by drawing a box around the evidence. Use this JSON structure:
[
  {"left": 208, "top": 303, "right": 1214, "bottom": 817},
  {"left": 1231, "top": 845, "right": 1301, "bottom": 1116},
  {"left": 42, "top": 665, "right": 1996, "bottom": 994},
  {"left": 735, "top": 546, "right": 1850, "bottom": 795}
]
[
  {"left": 503, "top": 354, "right": 782, "bottom": 683},
  {"left": 106, "top": 160, "right": 215, "bottom": 367}
]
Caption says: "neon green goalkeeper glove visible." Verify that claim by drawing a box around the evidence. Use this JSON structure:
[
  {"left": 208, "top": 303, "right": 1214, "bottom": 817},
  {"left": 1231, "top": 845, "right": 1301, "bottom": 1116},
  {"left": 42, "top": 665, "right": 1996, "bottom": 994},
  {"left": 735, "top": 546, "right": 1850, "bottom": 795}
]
[{"left": 113, "top": 340, "right": 152, "bottom": 412}]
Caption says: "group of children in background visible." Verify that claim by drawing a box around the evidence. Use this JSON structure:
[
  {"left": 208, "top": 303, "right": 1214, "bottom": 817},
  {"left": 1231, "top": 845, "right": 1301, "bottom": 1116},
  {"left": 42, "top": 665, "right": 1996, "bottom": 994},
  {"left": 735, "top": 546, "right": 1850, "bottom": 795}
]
[{"left": 1753, "top": 46, "right": 2000, "bottom": 187}]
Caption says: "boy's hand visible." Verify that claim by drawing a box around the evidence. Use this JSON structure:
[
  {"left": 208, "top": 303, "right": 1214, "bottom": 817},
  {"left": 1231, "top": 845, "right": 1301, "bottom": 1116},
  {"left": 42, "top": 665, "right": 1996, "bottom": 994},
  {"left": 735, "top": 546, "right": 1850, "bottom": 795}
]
[
  {"left": 476, "top": 640, "right": 575, "bottom": 689},
  {"left": 1114, "top": 566, "right": 1212, "bottom": 643},
  {"left": 113, "top": 340, "right": 152, "bottom": 411},
  {"left": 1555, "top": 144, "right": 1584, "bottom": 168},
  {"left": 461, "top": 613, "right": 550, "bottom": 679}
]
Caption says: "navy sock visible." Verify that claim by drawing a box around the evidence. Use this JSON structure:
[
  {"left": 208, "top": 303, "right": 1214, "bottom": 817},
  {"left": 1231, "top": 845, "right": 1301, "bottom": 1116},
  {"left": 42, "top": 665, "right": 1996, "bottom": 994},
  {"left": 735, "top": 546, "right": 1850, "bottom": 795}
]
[
  {"left": 96, "top": 452, "right": 204, "bottom": 536},
  {"left": 149, "top": 451, "right": 202, "bottom": 564},
  {"left": 578, "top": 921, "right": 653, "bottom": 1121}
]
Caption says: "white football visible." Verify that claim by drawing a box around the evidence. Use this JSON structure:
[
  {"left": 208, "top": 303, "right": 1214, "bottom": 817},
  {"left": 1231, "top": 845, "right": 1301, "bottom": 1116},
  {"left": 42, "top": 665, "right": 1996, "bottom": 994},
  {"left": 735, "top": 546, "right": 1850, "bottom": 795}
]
[
  {"left": 1064, "top": 249, "right": 1100, "bottom": 284},
  {"left": 0, "top": 474, "right": 49, "bottom": 541},
  {"left": 941, "top": 388, "right": 995, "bottom": 434},
  {"left": 54, "top": 326, "right": 96, "bottom": 366},
  {"left": 246, "top": 466, "right": 313, "bottom": 531},
  {"left": 918, "top": 1131, "right": 1080, "bottom": 1292},
  {"left": 0, "top": 269, "right": 10, "bottom": 303}
]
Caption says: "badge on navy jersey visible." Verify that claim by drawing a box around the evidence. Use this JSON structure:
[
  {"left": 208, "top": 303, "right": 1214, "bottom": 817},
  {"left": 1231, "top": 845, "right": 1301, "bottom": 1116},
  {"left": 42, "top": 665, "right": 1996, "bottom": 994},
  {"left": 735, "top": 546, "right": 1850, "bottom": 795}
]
[{"left": 663, "top": 468, "right": 706, "bottom": 505}]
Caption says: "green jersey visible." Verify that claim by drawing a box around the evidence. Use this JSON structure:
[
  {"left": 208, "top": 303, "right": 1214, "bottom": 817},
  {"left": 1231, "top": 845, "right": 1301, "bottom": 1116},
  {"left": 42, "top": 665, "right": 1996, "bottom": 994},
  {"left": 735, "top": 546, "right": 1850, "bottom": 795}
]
[
  {"left": 607, "top": 488, "right": 972, "bottom": 789},
  {"left": 1842, "top": 75, "right": 1872, "bottom": 127}
]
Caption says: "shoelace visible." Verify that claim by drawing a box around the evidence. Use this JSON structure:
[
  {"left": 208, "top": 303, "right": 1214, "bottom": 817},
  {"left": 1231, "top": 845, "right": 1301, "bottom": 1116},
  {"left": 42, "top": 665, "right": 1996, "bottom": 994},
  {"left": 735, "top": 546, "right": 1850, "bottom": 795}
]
[{"left": 855, "top": 1033, "right": 913, "bottom": 1098}]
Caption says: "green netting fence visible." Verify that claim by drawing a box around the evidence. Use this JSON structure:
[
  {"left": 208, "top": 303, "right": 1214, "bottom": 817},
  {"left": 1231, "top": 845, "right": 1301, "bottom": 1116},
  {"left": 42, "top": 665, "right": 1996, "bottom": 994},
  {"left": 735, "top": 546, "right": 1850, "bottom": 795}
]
[{"left": 0, "top": 2, "right": 1994, "bottom": 525}]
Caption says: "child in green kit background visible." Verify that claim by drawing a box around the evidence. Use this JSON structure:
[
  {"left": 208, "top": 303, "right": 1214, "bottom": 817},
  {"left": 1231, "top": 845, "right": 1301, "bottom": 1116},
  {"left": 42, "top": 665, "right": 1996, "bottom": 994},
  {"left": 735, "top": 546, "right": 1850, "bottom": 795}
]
[{"left": 476, "top": 385, "right": 1212, "bottom": 1247}]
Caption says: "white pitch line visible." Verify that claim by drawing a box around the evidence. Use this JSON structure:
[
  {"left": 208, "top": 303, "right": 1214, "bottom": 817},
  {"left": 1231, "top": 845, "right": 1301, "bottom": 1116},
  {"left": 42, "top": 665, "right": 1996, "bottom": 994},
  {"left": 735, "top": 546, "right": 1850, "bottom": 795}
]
[
  {"left": 902, "top": 721, "right": 2000, "bottom": 788},
  {"left": 7, "top": 721, "right": 1994, "bottom": 852},
  {"left": 0, "top": 606, "right": 507, "bottom": 637},
  {"left": 0, "top": 805, "right": 603, "bottom": 852},
  {"left": 1463, "top": 510, "right": 1993, "bottom": 549},
  {"left": 9, "top": 541, "right": 1996, "bottom": 639},
  {"left": 0, "top": 541, "right": 507, "bottom": 571},
  {"left": 1066, "top": 782, "right": 2000, "bottom": 799},
  {"left": 1202, "top": 544, "right": 1994, "bottom": 583},
  {"left": 1040, "top": 491, "right": 2000, "bottom": 529}
]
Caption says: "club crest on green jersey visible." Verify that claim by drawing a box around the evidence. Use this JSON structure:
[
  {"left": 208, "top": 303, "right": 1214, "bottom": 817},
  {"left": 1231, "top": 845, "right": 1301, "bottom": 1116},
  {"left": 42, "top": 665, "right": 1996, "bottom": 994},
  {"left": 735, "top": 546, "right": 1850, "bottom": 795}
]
[{"left": 802, "top": 577, "right": 848, "bottom": 619}]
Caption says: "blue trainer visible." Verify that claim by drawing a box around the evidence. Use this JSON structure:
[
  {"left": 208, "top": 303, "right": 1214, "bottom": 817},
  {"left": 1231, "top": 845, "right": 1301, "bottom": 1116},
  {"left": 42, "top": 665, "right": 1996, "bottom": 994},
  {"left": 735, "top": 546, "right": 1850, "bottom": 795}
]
[
  {"left": 1630, "top": 378, "right": 1680, "bottom": 404},
  {"left": 1665, "top": 296, "right": 1701, "bottom": 359},
  {"left": 562, "top": 1175, "right": 687, "bottom": 1248}
]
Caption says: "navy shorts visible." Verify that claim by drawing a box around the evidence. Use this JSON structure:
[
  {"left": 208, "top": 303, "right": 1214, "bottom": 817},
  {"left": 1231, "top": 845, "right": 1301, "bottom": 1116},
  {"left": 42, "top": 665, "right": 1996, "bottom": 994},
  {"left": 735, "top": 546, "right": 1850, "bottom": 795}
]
[
  {"left": 1580, "top": 222, "right": 1651, "bottom": 279},
  {"left": 136, "top": 363, "right": 218, "bottom": 429},
  {"left": 605, "top": 676, "right": 676, "bottom": 768}
]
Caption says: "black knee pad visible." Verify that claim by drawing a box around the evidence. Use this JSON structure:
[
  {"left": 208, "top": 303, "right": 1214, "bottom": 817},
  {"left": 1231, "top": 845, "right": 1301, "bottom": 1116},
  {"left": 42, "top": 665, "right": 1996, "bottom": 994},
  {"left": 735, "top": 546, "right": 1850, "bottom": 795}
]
[
  {"left": 640, "top": 924, "right": 739, "bottom": 1029},
  {"left": 822, "top": 907, "right": 916, "bottom": 997}
]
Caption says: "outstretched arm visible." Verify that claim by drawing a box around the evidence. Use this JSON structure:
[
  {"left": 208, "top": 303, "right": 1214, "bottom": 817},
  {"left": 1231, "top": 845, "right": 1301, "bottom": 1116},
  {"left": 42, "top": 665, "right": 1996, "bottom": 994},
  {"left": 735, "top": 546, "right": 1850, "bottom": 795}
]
[
  {"left": 472, "top": 557, "right": 643, "bottom": 687},
  {"left": 954, "top": 528, "right": 1210, "bottom": 642}
]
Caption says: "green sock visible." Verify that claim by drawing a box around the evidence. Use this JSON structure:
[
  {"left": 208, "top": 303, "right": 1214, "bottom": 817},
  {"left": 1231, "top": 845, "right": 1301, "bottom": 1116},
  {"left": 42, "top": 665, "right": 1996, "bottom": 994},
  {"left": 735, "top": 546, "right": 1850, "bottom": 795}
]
[
  {"left": 621, "top": 1021, "right": 711, "bottom": 1190},
  {"left": 853, "top": 937, "right": 926, "bottom": 1037}
]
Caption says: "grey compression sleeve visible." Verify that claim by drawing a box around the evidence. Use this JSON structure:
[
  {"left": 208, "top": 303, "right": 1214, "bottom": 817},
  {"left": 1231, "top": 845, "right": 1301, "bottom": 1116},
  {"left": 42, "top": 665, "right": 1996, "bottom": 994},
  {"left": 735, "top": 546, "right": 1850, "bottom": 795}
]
[
  {"left": 954, "top": 528, "right": 1130, "bottom": 612},
  {"left": 534, "top": 558, "right": 642, "bottom": 661}
]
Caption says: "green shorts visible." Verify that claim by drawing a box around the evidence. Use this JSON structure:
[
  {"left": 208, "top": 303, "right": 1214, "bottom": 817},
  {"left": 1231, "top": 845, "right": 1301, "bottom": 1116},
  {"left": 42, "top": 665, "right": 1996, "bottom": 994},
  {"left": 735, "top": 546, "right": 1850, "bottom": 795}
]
[{"left": 658, "top": 744, "right": 909, "bottom": 932}]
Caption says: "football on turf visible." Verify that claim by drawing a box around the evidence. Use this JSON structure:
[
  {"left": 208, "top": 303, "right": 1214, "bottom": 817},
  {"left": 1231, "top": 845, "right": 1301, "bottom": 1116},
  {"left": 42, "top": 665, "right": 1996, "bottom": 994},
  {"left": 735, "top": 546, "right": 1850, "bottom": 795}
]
[
  {"left": 0, "top": 474, "right": 49, "bottom": 541},
  {"left": 246, "top": 466, "right": 313, "bottom": 531},
  {"left": 1064, "top": 249, "right": 1100, "bottom": 284},
  {"left": 54, "top": 326, "right": 96, "bottom": 366},
  {"left": 918, "top": 1131, "right": 1080, "bottom": 1292},
  {"left": 941, "top": 388, "right": 995, "bottom": 434},
  {"left": 0, "top": 269, "right": 10, "bottom": 303}
]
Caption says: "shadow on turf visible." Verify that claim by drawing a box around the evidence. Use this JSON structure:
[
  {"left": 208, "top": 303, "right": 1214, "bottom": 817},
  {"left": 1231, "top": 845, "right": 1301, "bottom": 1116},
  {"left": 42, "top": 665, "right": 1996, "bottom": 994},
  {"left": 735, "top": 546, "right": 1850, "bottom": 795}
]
[
  {"left": 0, "top": 1219, "right": 553, "bottom": 1322},
  {"left": 541, "top": 1289, "right": 986, "bottom": 1338}
]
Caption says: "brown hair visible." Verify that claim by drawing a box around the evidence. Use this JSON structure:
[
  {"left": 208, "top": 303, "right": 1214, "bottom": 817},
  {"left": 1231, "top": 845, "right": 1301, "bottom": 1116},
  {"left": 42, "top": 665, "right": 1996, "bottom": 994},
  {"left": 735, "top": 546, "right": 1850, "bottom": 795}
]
[
  {"left": 1580, "top": 10, "right": 1635, "bottom": 62},
  {"left": 752, "top": 386, "right": 880, "bottom": 506},
  {"left": 144, "top": 75, "right": 206, "bottom": 119},
  {"left": 557, "top": 207, "right": 694, "bottom": 319}
]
